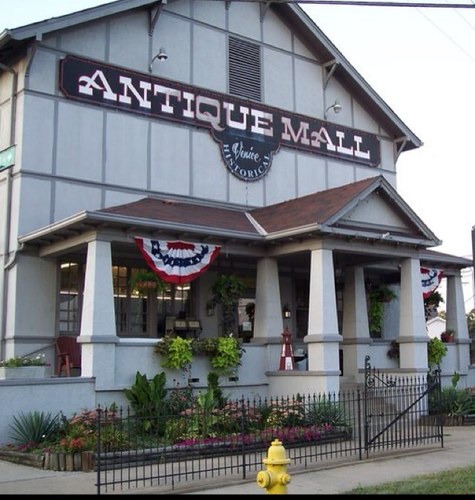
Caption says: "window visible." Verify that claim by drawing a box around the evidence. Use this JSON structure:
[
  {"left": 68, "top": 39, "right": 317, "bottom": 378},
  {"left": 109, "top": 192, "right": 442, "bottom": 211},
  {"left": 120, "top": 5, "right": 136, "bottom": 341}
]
[
  {"left": 59, "top": 261, "right": 83, "bottom": 335},
  {"left": 114, "top": 266, "right": 192, "bottom": 338},
  {"left": 295, "top": 278, "right": 309, "bottom": 339},
  {"left": 58, "top": 262, "right": 193, "bottom": 339},
  {"left": 229, "top": 36, "right": 261, "bottom": 101}
]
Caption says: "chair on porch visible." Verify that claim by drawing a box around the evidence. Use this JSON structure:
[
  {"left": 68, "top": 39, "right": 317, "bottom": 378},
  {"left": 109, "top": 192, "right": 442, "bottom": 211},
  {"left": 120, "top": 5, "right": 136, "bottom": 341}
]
[{"left": 56, "top": 336, "right": 81, "bottom": 377}]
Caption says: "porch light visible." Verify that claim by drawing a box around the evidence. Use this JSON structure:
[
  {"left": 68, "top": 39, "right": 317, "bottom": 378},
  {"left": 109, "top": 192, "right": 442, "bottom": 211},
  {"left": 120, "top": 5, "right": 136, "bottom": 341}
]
[{"left": 282, "top": 304, "right": 291, "bottom": 319}]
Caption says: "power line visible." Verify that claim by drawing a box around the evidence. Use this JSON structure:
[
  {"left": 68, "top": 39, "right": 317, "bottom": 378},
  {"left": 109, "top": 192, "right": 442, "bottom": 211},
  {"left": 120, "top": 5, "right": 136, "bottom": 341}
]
[
  {"left": 215, "top": 0, "right": 475, "bottom": 7},
  {"left": 302, "top": 1, "right": 475, "bottom": 5},
  {"left": 416, "top": 6, "right": 475, "bottom": 63}
]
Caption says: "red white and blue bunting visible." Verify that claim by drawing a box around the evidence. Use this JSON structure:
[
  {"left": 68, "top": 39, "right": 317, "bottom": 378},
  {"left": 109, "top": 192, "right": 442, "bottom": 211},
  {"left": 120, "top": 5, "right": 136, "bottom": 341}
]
[
  {"left": 421, "top": 267, "right": 443, "bottom": 298},
  {"left": 134, "top": 238, "right": 221, "bottom": 284}
]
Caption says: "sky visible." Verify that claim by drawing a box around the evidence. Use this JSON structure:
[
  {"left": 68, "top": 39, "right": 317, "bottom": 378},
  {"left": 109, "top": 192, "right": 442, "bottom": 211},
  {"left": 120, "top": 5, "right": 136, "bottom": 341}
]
[{"left": 1, "top": 0, "right": 474, "bottom": 308}]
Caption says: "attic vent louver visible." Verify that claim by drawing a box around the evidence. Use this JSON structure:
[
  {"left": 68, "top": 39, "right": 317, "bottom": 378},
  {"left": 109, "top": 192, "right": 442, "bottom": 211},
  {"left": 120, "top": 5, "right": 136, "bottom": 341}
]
[{"left": 229, "top": 36, "right": 261, "bottom": 102}]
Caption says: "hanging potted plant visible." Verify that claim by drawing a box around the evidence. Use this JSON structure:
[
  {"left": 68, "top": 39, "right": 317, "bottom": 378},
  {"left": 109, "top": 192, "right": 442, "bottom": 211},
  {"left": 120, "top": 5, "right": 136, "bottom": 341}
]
[
  {"left": 368, "top": 286, "right": 397, "bottom": 336},
  {"left": 129, "top": 270, "right": 166, "bottom": 295},
  {"left": 441, "top": 329, "right": 455, "bottom": 343},
  {"left": 386, "top": 339, "right": 400, "bottom": 361},
  {"left": 210, "top": 274, "right": 246, "bottom": 336},
  {"left": 424, "top": 291, "right": 444, "bottom": 320},
  {"left": 245, "top": 302, "right": 255, "bottom": 323}
]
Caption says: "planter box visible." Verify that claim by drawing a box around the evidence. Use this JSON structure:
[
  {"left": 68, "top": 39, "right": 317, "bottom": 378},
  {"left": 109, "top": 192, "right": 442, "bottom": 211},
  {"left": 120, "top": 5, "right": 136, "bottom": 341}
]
[
  {"left": 0, "top": 366, "right": 47, "bottom": 380},
  {"left": 0, "top": 449, "right": 44, "bottom": 468},
  {"left": 44, "top": 451, "right": 95, "bottom": 472},
  {"left": 0, "top": 450, "right": 95, "bottom": 471},
  {"left": 419, "top": 414, "right": 465, "bottom": 426}
]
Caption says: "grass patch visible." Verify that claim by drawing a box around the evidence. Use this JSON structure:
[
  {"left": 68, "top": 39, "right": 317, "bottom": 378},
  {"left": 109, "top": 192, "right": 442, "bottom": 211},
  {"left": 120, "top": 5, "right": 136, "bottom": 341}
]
[{"left": 346, "top": 465, "right": 475, "bottom": 495}]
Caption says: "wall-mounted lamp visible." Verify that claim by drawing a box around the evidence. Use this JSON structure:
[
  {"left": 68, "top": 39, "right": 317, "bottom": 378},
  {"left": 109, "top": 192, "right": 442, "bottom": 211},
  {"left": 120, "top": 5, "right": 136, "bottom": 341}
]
[
  {"left": 149, "top": 47, "right": 168, "bottom": 72},
  {"left": 282, "top": 304, "right": 291, "bottom": 319},
  {"left": 324, "top": 99, "right": 342, "bottom": 119}
]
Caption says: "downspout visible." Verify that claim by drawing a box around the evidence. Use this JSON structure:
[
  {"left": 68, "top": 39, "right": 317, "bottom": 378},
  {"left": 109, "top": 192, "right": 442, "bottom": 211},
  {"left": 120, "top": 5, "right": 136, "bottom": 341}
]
[{"left": 0, "top": 62, "right": 18, "bottom": 360}]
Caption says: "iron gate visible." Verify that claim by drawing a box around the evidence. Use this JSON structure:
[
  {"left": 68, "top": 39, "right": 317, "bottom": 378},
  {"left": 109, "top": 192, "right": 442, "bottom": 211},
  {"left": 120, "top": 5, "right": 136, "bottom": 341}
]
[{"left": 364, "top": 355, "right": 443, "bottom": 455}]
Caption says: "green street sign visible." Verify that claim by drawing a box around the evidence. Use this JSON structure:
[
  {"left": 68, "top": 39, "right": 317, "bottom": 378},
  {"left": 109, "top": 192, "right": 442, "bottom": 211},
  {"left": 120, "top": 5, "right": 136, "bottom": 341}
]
[{"left": 0, "top": 145, "right": 15, "bottom": 171}]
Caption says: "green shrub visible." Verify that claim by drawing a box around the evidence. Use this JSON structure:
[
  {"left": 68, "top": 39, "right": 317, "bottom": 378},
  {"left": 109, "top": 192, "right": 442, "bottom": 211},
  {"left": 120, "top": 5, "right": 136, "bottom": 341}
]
[
  {"left": 165, "top": 383, "right": 193, "bottom": 414},
  {"left": 165, "top": 417, "right": 189, "bottom": 443},
  {"left": 123, "top": 371, "right": 168, "bottom": 434},
  {"left": 264, "top": 399, "right": 306, "bottom": 429},
  {"left": 207, "top": 371, "right": 226, "bottom": 408},
  {"left": 8, "top": 411, "right": 60, "bottom": 446},
  {"left": 429, "top": 372, "right": 475, "bottom": 416},
  {"left": 124, "top": 371, "right": 167, "bottom": 410},
  {"left": 99, "top": 425, "right": 130, "bottom": 452},
  {"left": 430, "top": 387, "right": 475, "bottom": 416},
  {"left": 305, "top": 397, "right": 350, "bottom": 428}
]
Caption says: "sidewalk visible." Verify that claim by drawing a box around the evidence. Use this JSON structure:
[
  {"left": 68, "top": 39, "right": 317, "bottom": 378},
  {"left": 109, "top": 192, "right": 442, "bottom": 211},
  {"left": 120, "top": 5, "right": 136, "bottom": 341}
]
[{"left": 1, "top": 426, "right": 475, "bottom": 495}]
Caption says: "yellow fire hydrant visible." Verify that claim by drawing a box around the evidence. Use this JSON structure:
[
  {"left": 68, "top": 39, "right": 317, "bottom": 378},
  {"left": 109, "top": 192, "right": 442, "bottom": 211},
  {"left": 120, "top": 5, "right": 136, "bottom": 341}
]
[{"left": 256, "top": 438, "right": 291, "bottom": 494}]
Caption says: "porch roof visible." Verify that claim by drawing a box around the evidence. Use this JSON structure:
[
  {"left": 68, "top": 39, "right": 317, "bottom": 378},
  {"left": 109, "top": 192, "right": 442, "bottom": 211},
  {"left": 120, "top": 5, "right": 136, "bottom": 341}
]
[
  {"left": 16, "top": 176, "right": 448, "bottom": 246},
  {"left": 18, "top": 176, "right": 472, "bottom": 271}
]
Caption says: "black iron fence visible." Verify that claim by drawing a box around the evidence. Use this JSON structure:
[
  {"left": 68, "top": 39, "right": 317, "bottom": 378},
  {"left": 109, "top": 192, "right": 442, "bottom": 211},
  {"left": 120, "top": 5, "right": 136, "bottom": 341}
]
[{"left": 94, "top": 364, "right": 443, "bottom": 494}]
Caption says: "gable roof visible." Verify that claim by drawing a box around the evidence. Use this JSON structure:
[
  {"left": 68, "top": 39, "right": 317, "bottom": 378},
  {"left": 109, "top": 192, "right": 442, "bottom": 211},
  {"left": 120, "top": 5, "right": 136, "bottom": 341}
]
[
  {"left": 0, "top": 0, "right": 421, "bottom": 153},
  {"left": 251, "top": 175, "right": 439, "bottom": 245},
  {"left": 19, "top": 175, "right": 441, "bottom": 250}
]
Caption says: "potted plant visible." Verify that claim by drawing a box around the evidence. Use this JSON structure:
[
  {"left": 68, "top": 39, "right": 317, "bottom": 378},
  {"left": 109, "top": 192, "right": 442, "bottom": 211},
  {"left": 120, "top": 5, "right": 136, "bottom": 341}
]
[
  {"left": 428, "top": 337, "right": 447, "bottom": 368},
  {"left": 424, "top": 291, "right": 444, "bottom": 320},
  {"left": 368, "top": 286, "right": 397, "bottom": 336},
  {"left": 373, "top": 286, "right": 397, "bottom": 303},
  {"left": 0, "top": 354, "right": 49, "bottom": 379},
  {"left": 210, "top": 274, "right": 246, "bottom": 336},
  {"left": 386, "top": 339, "right": 400, "bottom": 360},
  {"left": 441, "top": 329, "right": 455, "bottom": 343},
  {"left": 129, "top": 270, "right": 166, "bottom": 295},
  {"left": 209, "top": 336, "right": 244, "bottom": 376},
  {"left": 387, "top": 337, "right": 448, "bottom": 369},
  {"left": 245, "top": 302, "right": 255, "bottom": 323},
  {"left": 154, "top": 336, "right": 194, "bottom": 370}
]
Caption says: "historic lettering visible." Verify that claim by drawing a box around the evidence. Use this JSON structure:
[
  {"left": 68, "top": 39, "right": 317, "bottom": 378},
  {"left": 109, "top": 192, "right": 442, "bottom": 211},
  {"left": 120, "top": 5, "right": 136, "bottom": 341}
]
[{"left": 60, "top": 55, "right": 381, "bottom": 181}]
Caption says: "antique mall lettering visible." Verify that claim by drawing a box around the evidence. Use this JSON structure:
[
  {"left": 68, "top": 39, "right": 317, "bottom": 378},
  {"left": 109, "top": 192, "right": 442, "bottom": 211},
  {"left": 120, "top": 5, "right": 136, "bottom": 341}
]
[{"left": 59, "top": 55, "right": 381, "bottom": 181}]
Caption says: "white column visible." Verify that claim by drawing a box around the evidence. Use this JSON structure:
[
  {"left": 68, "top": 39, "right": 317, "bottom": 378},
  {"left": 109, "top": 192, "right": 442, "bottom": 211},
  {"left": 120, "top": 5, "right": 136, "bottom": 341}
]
[
  {"left": 253, "top": 257, "right": 283, "bottom": 341},
  {"left": 446, "top": 273, "right": 469, "bottom": 341},
  {"left": 79, "top": 238, "right": 118, "bottom": 388},
  {"left": 342, "top": 266, "right": 370, "bottom": 382},
  {"left": 398, "top": 257, "right": 428, "bottom": 371},
  {"left": 446, "top": 273, "right": 470, "bottom": 376},
  {"left": 304, "top": 247, "right": 341, "bottom": 393}
]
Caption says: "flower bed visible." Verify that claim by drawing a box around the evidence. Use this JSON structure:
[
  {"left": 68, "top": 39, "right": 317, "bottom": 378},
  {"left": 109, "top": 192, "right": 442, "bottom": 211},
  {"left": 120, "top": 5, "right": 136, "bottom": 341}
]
[{"left": 95, "top": 426, "right": 352, "bottom": 470}]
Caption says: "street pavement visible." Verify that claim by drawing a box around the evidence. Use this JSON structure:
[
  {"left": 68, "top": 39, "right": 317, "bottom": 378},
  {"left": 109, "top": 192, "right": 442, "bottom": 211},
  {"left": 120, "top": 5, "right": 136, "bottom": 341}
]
[{"left": 1, "top": 426, "right": 475, "bottom": 495}]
